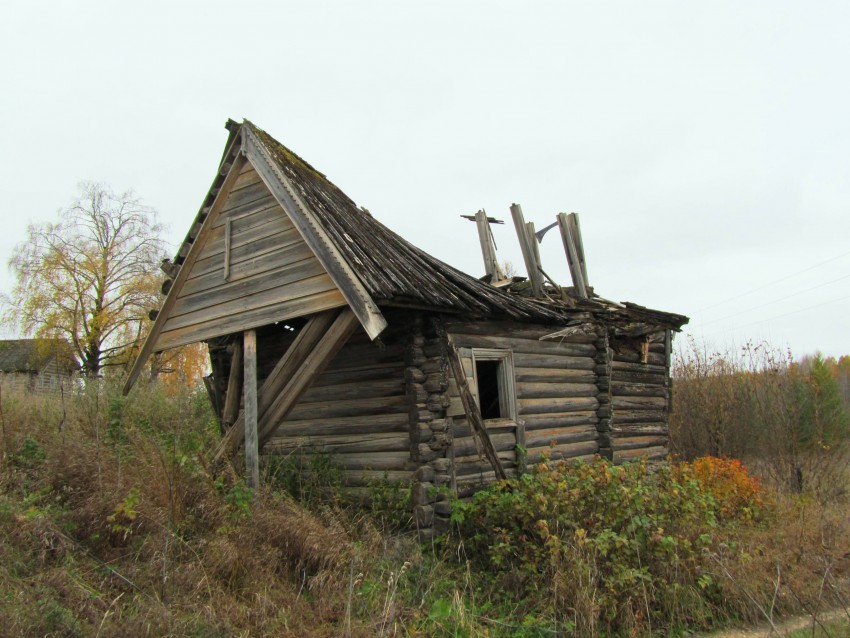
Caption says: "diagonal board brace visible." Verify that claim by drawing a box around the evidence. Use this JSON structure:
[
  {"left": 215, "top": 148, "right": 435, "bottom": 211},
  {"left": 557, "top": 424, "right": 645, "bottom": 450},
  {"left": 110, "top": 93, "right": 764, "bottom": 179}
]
[
  {"left": 445, "top": 334, "right": 507, "bottom": 481},
  {"left": 212, "top": 309, "right": 341, "bottom": 465},
  {"left": 241, "top": 125, "right": 387, "bottom": 341}
]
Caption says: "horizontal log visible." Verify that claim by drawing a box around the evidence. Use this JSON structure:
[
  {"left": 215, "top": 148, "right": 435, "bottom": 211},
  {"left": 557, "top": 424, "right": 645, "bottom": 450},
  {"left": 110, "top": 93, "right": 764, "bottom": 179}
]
[
  {"left": 611, "top": 382, "right": 667, "bottom": 398},
  {"left": 526, "top": 440, "right": 598, "bottom": 461},
  {"left": 612, "top": 396, "right": 667, "bottom": 410},
  {"left": 517, "top": 382, "right": 597, "bottom": 399},
  {"left": 312, "top": 363, "right": 405, "bottom": 388},
  {"left": 614, "top": 445, "right": 667, "bottom": 463},
  {"left": 264, "top": 432, "right": 410, "bottom": 454},
  {"left": 613, "top": 410, "right": 666, "bottom": 424},
  {"left": 611, "top": 423, "right": 669, "bottom": 436},
  {"left": 612, "top": 435, "right": 668, "bottom": 451},
  {"left": 612, "top": 351, "right": 666, "bottom": 366},
  {"left": 521, "top": 412, "right": 598, "bottom": 431},
  {"left": 514, "top": 367, "right": 596, "bottom": 384},
  {"left": 299, "top": 378, "right": 404, "bottom": 403},
  {"left": 524, "top": 425, "right": 598, "bottom": 449},
  {"left": 275, "top": 412, "right": 409, "bottom": 436},
  {"left": 513, "top": 353, "right": 596, "bottom": 371},
  {"left": 287, "top": 394, "right": 408, "bottom": 421},
  {"left": 518, "top": 396, "right": 599, "bottom": 416},
  {"left": 443, "top": 319, "right": 597, "bottom": 343},
  {"left": 340, "top": 469, "right": 413, "bottom": 486},
  {"left": 446, "top": 333, "right": 596, "bottom": 357},
  {"left": 263, "top": 448, "right": 412, "bottom": 472},
  {"left": 611, "top": 360, "right": 666, "bottom": 375},
  {"left": 455, "top": 458, "right": 517, "bottom": 478},
  {"left": 452, "top": 432, "right": 516, "bottom": 457}
]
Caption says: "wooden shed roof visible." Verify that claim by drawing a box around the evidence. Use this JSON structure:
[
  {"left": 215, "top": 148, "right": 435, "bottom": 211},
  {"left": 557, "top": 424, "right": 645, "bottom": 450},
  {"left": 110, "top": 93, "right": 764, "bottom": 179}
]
[{"left": 125, "top": 118, "right": 687, "bottom": 392}]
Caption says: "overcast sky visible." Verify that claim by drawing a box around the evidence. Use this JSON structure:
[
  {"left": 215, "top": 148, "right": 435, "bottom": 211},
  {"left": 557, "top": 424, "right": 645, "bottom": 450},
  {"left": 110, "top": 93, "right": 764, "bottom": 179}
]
[{"left": 2, "top": 1, "right": 849, "bottom": 358}]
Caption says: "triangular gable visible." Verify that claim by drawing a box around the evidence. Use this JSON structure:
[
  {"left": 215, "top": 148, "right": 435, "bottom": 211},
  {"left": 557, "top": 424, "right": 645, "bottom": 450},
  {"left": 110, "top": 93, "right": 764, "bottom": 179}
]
[
  {"left": 124, "top": 123, "right": 387, "bottom": 393},
  {"left": 155, "top": 160, "right": 347, "bottom": 351}
]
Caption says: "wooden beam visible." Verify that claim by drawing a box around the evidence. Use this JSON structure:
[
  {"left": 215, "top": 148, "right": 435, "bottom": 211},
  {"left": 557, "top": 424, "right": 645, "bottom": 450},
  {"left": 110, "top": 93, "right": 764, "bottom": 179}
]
[
  {"left": 221, "top": 340, "right": 243, "bottom": 430},
  {"left": 242, "top": 126, "right": 388, "bottom": 340},
  {"left": 510, "top": 203, "right": 543, "bottom": 297},
  {"left": 123, "top": 153, "right": 249, "bottom": 394},
  {"left": 223, "top": 218, "right": 233, "bottom": 281},
  {"left": 557, "top": 212, "right": 588, "bottom": 299},
  {"left": 445, "top": 335, "right": 507, "bottom": 481},
  {"left": 567, "top": 213, "right": 589, "bottom": 287},
  {"left": 211, "top": 309, "right": 339, "bottom": 465},
  {"left": 258, "top": 309, "right": 360, "bottom": 446},
  {"left": 243, "top": 330, "right": 259, "bottom": 488},
  {"left": 474, "top": 210, "right": 504, "bottom": 281}
]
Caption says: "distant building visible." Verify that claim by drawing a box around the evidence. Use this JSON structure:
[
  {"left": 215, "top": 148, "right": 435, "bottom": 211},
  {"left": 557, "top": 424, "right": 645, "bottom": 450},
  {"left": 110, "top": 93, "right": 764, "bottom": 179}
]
[{"left": 0, "top": 339, "right": 78, "bottom": 393}]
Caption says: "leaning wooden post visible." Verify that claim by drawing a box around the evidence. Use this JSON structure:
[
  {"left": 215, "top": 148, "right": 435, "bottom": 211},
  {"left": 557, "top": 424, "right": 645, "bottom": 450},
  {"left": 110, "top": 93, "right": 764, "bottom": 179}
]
[
  {"left": 474, "top": 209, "right": 504, "bottom": 281},
  {"left": 510, "top": 203, "right": 544, "bottom": 297},
  {"left": 243, "top": 329, "right": 259, "bottom": 488},
  {"left": 557, "top": 212, "right": 588, "bottom": 299},
  {"left": 567, "top": 213, "right": 589, "bottom": 287}
]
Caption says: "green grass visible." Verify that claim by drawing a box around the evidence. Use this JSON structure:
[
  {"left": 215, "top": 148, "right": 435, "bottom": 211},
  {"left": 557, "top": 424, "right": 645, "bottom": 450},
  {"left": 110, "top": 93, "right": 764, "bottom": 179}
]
[{"left": 788, "top": 616, "right": 850, "bottom": 638}]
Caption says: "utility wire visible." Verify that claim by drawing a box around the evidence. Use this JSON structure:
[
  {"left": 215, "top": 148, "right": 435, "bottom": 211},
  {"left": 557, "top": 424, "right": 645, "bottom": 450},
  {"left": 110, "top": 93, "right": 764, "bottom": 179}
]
[
  {"left": 699, "top": 292, "right": 850, "bottom": 338},
  {"left": 697, "top": 248, "right": 850, "bottom": 313},
  {"left": 698, "top": 272, "right": 850, "bottom": 327}
]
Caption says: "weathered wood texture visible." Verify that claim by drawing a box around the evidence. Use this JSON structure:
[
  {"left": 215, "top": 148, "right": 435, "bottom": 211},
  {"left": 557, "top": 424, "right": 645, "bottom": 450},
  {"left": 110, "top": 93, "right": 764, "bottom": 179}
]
[
  {"left": 264, "top": 321, "right": 413, "bottom": 487},
  {"left": 444, "top": 319, "right": 600, "bottom": 473},
  {"left": 157, "top": 162, "right": 347, "bottom": 350},
  {"left": 610, "top": 333, "right": 671, "bottom": 463}
]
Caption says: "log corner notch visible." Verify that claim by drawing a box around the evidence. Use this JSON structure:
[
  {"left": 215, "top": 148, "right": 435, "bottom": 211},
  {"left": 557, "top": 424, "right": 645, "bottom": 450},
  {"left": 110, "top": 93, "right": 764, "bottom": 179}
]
[
  {"left": 211, "top": 308, "right": 359, "bottom": 473},
  {"left": 444, "top": 333, "right": 508, "bottom": 481}
]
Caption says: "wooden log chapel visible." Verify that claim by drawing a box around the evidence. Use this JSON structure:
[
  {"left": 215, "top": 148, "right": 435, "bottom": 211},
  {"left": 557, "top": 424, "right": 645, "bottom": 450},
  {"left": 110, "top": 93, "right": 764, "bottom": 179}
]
[{"left": 125, "top": 119, "right": 688, "bottom": 539}]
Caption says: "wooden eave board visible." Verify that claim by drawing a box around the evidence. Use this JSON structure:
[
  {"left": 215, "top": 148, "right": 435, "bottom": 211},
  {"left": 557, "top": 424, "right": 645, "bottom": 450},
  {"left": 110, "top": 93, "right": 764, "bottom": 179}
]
[{"left": 155, "top": 161, "right": 347, "bottom": 351}]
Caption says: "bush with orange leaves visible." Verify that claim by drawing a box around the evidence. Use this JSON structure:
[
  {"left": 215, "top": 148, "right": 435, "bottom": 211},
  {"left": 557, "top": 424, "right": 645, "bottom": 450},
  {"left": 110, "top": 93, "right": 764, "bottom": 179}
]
[{"left": 678, "top": 456, "right": 764, "bottom": 521}]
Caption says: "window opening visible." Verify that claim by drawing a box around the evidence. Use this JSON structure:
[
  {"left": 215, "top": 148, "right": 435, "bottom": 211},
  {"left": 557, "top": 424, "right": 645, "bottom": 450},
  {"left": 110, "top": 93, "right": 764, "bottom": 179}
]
[
  {"left": 471, "top": 348, "right": 516, "bottom": 422},
  {"left": 475, "top": 359, "right": 502, "bottom": 420}
]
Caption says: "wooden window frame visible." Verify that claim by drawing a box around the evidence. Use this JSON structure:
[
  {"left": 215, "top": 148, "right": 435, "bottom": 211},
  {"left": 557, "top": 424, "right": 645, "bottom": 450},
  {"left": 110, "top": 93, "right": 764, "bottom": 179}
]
[{"left": 471, "top": 348, "right": 517, "bottom": 424}]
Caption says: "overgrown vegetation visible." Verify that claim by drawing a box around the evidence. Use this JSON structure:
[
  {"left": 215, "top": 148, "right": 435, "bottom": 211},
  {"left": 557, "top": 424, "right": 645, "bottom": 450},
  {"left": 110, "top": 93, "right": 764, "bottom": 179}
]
[{"left": 1, "top": 344, "right": 849, "bottom": 636}]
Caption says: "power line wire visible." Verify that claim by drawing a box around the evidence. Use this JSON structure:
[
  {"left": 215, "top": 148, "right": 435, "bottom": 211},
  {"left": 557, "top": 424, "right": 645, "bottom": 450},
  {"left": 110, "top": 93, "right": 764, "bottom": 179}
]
[
  {"left": 698, "top": 272, "right": 850, "bottom": 327},
  {"left": 697, "top": 248, "right": 850, "bottom": 313},
  {"left": 698, "top": 292, "right": 850, "bottom": 338}
]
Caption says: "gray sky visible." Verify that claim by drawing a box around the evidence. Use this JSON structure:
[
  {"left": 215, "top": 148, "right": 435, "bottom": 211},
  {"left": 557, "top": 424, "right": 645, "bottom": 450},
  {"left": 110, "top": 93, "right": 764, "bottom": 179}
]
[{"left": 2, "top": 1, "right": 849, "bottom": 358}]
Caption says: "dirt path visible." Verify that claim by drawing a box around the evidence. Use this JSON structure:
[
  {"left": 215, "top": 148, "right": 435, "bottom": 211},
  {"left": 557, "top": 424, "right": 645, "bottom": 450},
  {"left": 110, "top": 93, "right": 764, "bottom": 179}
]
[{"left": 702, "top": 609, "right": 848, "bottom": 637}]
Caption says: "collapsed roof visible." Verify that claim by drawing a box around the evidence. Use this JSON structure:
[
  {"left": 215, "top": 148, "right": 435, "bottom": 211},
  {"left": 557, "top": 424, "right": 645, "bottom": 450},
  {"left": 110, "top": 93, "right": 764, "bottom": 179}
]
[{"left": 126, "top": 119, "right": 687, "bottom": 391}]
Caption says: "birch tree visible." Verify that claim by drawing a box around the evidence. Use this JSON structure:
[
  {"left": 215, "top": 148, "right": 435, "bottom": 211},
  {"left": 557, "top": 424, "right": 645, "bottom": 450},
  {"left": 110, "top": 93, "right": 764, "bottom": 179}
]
[{"left": 6, "top": 182, "right": 166, "bottom": 377}]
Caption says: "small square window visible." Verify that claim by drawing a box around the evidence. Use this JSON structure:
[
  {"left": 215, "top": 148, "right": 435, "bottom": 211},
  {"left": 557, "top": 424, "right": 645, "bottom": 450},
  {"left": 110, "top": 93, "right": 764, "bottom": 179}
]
[{"left": 471, "top": 349, "right": 516, "bottom": 422}]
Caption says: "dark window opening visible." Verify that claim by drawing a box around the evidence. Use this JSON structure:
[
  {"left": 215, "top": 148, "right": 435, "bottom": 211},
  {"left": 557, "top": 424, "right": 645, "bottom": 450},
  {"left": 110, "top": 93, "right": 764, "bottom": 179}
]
[{"left": 476, "top": 359, "right": 502, "bottom": 420}]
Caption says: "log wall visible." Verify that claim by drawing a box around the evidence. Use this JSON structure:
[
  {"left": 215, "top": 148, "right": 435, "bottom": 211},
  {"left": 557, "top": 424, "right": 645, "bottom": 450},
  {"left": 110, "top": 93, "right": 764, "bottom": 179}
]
[
  {"left": 262, "top": 321, "right": 412, "bottom": 488},
  {"left": 443, "top": 320, "right": 601, "bottom": 492},
  {"left": 609, "top": 330, "right": 671, "bottom": 463}
]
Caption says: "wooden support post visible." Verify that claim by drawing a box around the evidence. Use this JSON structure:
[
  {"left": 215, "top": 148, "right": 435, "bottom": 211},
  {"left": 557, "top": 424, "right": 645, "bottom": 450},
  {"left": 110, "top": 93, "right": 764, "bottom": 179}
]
[
  {"left": 211, "top": 310, "right": 339, "bottom": 465},
  {"left": 243, "top": 330, "right": 259, "bottom": 488},
  {"left": 221, "top": 340, "right": 243, "bottom": 430},
  {"left": 474, "top": 210, "right": 504, "bottom": 281},
  {"left": 445, "top": 335, "right": 507, "bottom": 481},
  {"left": 567, "top": 213, "right": 589, "bottom": 287},
  {"left": 557, "top": 212, "right": 588, "bottom": 299},
  {"left": 510, "top": 203, "right": 544, "bottom": 297}
]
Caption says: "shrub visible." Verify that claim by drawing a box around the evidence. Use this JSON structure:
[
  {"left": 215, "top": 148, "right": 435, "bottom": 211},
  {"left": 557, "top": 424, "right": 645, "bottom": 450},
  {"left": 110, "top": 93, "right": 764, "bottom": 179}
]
[
  {"left": 680, "top": 456, "right": 763, "bottom": 521},
  {"left": 450, "top": 457, "right": 725, "bottom": 635}
]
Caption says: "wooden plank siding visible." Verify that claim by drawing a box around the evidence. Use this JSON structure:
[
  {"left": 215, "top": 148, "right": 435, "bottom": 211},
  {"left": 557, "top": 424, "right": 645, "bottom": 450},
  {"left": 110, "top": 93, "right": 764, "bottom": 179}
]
[
  {"left": 264, "top": 326, "right": 412, "bottom": 487},
  {"left": 157, "top": 162, "right": 346, "bottom": 351},
  {"left": 610, "top": 333, "right": 670, "bottom": 463},
  {"left": 444, "top": 320, "right": 600, "bottom": 484}
]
